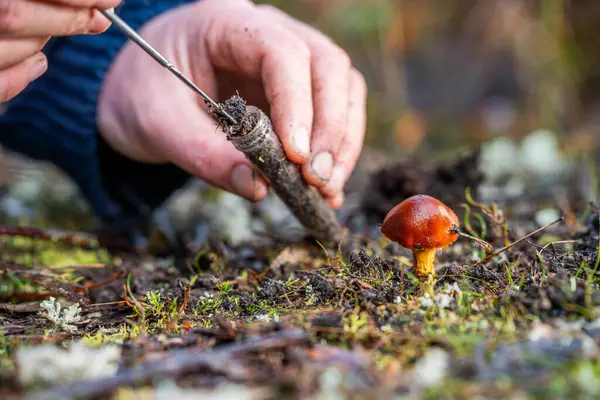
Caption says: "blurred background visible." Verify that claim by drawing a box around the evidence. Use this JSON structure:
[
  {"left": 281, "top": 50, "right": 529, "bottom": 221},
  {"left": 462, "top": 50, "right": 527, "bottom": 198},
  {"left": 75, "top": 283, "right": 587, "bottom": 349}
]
[
  {"left": 0, "top": 0, "right": 599, "bottom": 241},
  {"left": 257, "top": 0, "right": 598, "bottom": 158}
]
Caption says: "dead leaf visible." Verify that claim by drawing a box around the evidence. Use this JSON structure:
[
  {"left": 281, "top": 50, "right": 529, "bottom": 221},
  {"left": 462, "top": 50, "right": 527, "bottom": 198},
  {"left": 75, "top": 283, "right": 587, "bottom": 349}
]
[{"left": 270, "top": 243, "right": 328, "bottom": 273}]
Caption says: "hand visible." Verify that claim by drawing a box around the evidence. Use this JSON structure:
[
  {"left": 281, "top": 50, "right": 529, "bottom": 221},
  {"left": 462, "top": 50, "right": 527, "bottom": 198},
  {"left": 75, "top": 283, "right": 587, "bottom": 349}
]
[
  {"left": 0, "top": 0, "right": 121, "bottom": 102},
  {"left": 97, "top": 0, "right": 367, "bottom": 209}
]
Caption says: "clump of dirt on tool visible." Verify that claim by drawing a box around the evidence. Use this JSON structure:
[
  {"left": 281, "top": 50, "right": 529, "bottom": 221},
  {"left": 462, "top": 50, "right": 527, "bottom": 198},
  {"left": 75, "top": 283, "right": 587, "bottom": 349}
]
[{"left": 211, "top": 95, "right": 259, "bottom": 137}]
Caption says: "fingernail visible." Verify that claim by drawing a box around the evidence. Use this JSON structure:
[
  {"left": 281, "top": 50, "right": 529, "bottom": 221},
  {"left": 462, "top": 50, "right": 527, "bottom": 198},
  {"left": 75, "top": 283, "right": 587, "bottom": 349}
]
[
  {"left": 310, "top": 152, "right": 333, "bottom": 182},
  {"left": 326, "top": 165, "right": 347, "bottom": 194},
  {"left": 29, "top": 58, "right": 47, "bottom": 82},
  {"left": 293, "top": 126, "right": 310, "bottom": 157},
  {"left": 230, "top": 164, "right": 266, "bottom": 200}
]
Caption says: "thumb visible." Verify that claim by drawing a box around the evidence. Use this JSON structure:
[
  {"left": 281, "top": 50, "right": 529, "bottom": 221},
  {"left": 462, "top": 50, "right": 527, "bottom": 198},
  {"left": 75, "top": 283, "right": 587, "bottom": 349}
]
[{"left": 138, "top": 99, "right": 270, "bottom": 202}]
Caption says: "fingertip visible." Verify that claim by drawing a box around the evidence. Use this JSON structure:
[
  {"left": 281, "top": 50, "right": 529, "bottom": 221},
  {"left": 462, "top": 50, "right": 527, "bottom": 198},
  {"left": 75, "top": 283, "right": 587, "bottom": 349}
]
[
  {"left": 230, "top": 164, "right": 269, "bottom": 202},
  {"left": 252, "top": 173, "right": 270, "bottom": 201},
  {"left": 29, "top": 53, "right": 48, "bottom": 82},
  {"left": 0, "top": 53, "right": 47, "bottom": 103},
  {"left": 302, "top": 151, "right": 334, "bottom": 188},
  {"left": 320, "top": 165, "right": 346, "bottom": 197},
  {"left": 328, "top": 192, "right": 344, "bottom": 209}
]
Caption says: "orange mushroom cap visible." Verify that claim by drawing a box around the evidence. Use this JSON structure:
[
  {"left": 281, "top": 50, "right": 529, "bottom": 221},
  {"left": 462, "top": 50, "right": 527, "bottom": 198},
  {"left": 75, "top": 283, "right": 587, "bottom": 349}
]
[{"left": 380, "top": 194, "right": 459, "bottom": 250}]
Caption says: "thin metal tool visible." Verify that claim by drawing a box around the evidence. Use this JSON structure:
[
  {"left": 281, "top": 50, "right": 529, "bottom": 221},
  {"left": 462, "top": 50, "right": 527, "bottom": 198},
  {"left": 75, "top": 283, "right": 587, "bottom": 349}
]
[{"left": 99, "top": 9, "right": 237, "bottom": 125}]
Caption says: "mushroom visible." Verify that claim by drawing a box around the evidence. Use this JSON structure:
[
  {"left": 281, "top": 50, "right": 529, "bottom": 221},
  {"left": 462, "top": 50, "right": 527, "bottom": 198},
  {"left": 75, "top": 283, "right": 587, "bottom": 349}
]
[{"left": 380, "top": 194, "right": 459, "bottom": 278}]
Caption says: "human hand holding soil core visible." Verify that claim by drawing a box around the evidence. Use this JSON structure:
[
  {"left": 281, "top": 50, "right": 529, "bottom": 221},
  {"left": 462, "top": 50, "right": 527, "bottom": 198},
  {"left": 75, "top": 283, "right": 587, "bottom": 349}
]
[
  {"left": 97, "top": 0, "right": 367, "bottom": 209},
  {"left": 380, "top": 194, "right": 460, "bottom": 278}
]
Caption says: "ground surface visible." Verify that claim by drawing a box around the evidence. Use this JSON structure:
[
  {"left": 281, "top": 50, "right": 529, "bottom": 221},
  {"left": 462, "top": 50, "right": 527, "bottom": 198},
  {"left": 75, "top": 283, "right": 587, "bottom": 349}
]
[{"left": 0, "top": 147, "right": 599, "bottom": 400}]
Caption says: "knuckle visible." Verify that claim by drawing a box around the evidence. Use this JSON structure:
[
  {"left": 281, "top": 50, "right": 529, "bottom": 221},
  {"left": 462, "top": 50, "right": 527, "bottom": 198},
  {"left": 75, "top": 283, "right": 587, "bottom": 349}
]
[
  {"left": 292, "top": 40, "right": 311, "bottom": 61},
  {"left": 0, "top": 0, "right": 21, "bottom": 34},
  {"left": 256, "top": 3, "right": 287, "bottom": 18},
  {"left": 351, "top": 68, "right": 367, "bottom": 95},
  {"left": 331, "top": 52, "right": 351, "bottom": 76},
  {"left": 190, "top": 152, "right": 211, "bottom": 175},
  {"left": 333, "top": 46, "right": 351, "bottom": 69},
  {"left": 319, "top": 115, "right": 347, "bottom": 138},
  {"left": 314, "top": 37, "right": 351, "bottom": 69},
  {"left": 266, "top": 29, "right": 309, "bottom": 59}
]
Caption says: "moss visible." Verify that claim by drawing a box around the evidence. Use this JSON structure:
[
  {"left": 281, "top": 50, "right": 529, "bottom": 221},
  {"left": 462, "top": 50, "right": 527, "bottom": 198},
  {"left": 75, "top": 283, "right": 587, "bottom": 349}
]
[
  {"left": 37, "top": 247, "right": 110, "bottom": 266},
  {"left": 79, "top": 326, "right": 135, "bottom": 347},
  {"left": 0, "top": 332, "right": 15, "bottom": 375}
]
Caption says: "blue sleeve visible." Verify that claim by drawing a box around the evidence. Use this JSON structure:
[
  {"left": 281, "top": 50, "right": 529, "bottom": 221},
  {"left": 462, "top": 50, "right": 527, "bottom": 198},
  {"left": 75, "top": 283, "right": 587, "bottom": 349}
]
[{"left": 0, "top": 0, "right": 197, "bottom": 232}]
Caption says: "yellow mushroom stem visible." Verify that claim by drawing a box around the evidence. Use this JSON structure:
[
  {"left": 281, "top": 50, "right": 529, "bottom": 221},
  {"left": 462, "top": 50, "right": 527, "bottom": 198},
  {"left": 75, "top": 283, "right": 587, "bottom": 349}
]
[{"left": 412, "top": 248, "right": 438, "bottom": 278}]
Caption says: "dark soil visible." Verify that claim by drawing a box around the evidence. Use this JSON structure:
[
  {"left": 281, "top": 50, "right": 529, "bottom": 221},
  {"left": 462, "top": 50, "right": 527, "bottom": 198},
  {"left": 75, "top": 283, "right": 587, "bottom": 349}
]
[
  {"left": 358, "top": 149, "right": 484, "bottom": 226},
  {"left": 213, "top": 94, "right": 258, "bottom": 137},
  {"left": 1, "top": 149, "right": 599, "bottom": 399}
]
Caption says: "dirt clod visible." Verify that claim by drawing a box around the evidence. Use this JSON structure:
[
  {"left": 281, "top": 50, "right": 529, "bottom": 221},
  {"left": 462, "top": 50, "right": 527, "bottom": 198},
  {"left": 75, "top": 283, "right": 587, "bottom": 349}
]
[{"left": 212, "top": 95, "right": 260, "bottom": 138}]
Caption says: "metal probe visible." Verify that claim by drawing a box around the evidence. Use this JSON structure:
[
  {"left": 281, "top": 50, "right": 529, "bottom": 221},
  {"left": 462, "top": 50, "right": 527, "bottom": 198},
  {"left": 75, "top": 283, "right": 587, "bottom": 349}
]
[{"left": 98, "top": 8, "right": 238, "bottom": 125}]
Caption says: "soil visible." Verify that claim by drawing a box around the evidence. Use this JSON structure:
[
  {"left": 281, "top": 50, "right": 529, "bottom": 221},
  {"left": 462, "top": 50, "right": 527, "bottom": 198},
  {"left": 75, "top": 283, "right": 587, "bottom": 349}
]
[
  {"left": 212, "top": 94, "right": 258, "bottom": 138},
  {"left": 358, "top": 149, "right": 484, "bottom": 226},
  {"left": 1, "top": 148, "right": 599, "bottom": 399}
]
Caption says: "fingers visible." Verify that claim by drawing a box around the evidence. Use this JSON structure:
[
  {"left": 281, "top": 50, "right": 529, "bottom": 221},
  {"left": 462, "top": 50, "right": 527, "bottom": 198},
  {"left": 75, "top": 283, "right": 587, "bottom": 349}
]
[
  {"left": 98, "top": 70, "right": 270, "bottom": 202},
  {"left": 0, "top": 36, "right": 48, "bottom": 69},
  {"left": 327, "top": 191, "right": 344, "bottom": 209},
  {"left": 258, "top": 6, "right": 352, "bottom": 189},
  {"left": 322, "top": 68, "right": 368, "bottom": 205},
  {"left": 0, "top": 0, "right": 115, "bottom": 37},
  {"left": 202, "top": 0, "right": 314, "bottom": 165},
  {"left": 47, "top": 0, "right": 121, "bottom": 8},
  {"left": 0, "top": 50, "right": 47, "bottom": 102},
  {"left": 146, "top": 102, "right": 269, "bottom": 201},
  {"left": 257, "top": 4, "right": 365, "bottom": 205}
]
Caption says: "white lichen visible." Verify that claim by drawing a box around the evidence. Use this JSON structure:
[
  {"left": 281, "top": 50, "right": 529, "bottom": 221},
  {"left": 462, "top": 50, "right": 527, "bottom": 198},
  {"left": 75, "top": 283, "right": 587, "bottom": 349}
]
[
  {"left": 420, "top": 283, "right": 463, "bottom": 311},
  {"left": 255, "top": 314, "right": 272, "bottom": 322},
  {"left": 479, "top": 137, "right": 520, "bottom": 183},
  {"left": 420, "top": 293, "right": 433, "bottom": 309},
  {"left": 154, "top": 380, "right": 262, "bottom": 400},
  {"left": 314, "top": 367, "right": 345, "bottom": 400},
  {"left": 412, "top": 347, "right": 450, "bottom": 389},
  {"left": 39, "top": 297, "right": 82, "bottom": 333},
  {"left": 16, "top": 342, "right": 121, "bottom": 388},
  {"left": 575, "top": 363, "right": 600, "bottom": 395},
  {"left": 433, "top": 282, "right": 462, "bottom": 310}
]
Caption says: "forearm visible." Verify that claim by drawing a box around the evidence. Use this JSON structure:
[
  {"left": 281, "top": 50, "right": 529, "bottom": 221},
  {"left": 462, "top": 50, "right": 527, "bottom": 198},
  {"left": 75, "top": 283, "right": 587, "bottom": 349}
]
[{"left": 0, "top": 0, "right": 196, "bottom": 228}]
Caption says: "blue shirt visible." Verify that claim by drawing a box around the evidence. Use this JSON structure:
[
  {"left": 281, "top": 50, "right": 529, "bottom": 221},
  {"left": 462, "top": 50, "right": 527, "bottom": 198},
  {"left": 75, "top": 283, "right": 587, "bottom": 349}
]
[{"left": 0, "top": 0, "right": 197, "bottom": 231}]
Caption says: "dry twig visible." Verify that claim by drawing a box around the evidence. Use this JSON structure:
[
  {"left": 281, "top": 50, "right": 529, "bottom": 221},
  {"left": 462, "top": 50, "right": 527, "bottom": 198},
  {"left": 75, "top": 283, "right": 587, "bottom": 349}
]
[{"left": 470, "top": 217, "right": 563, "bottom": 268}]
